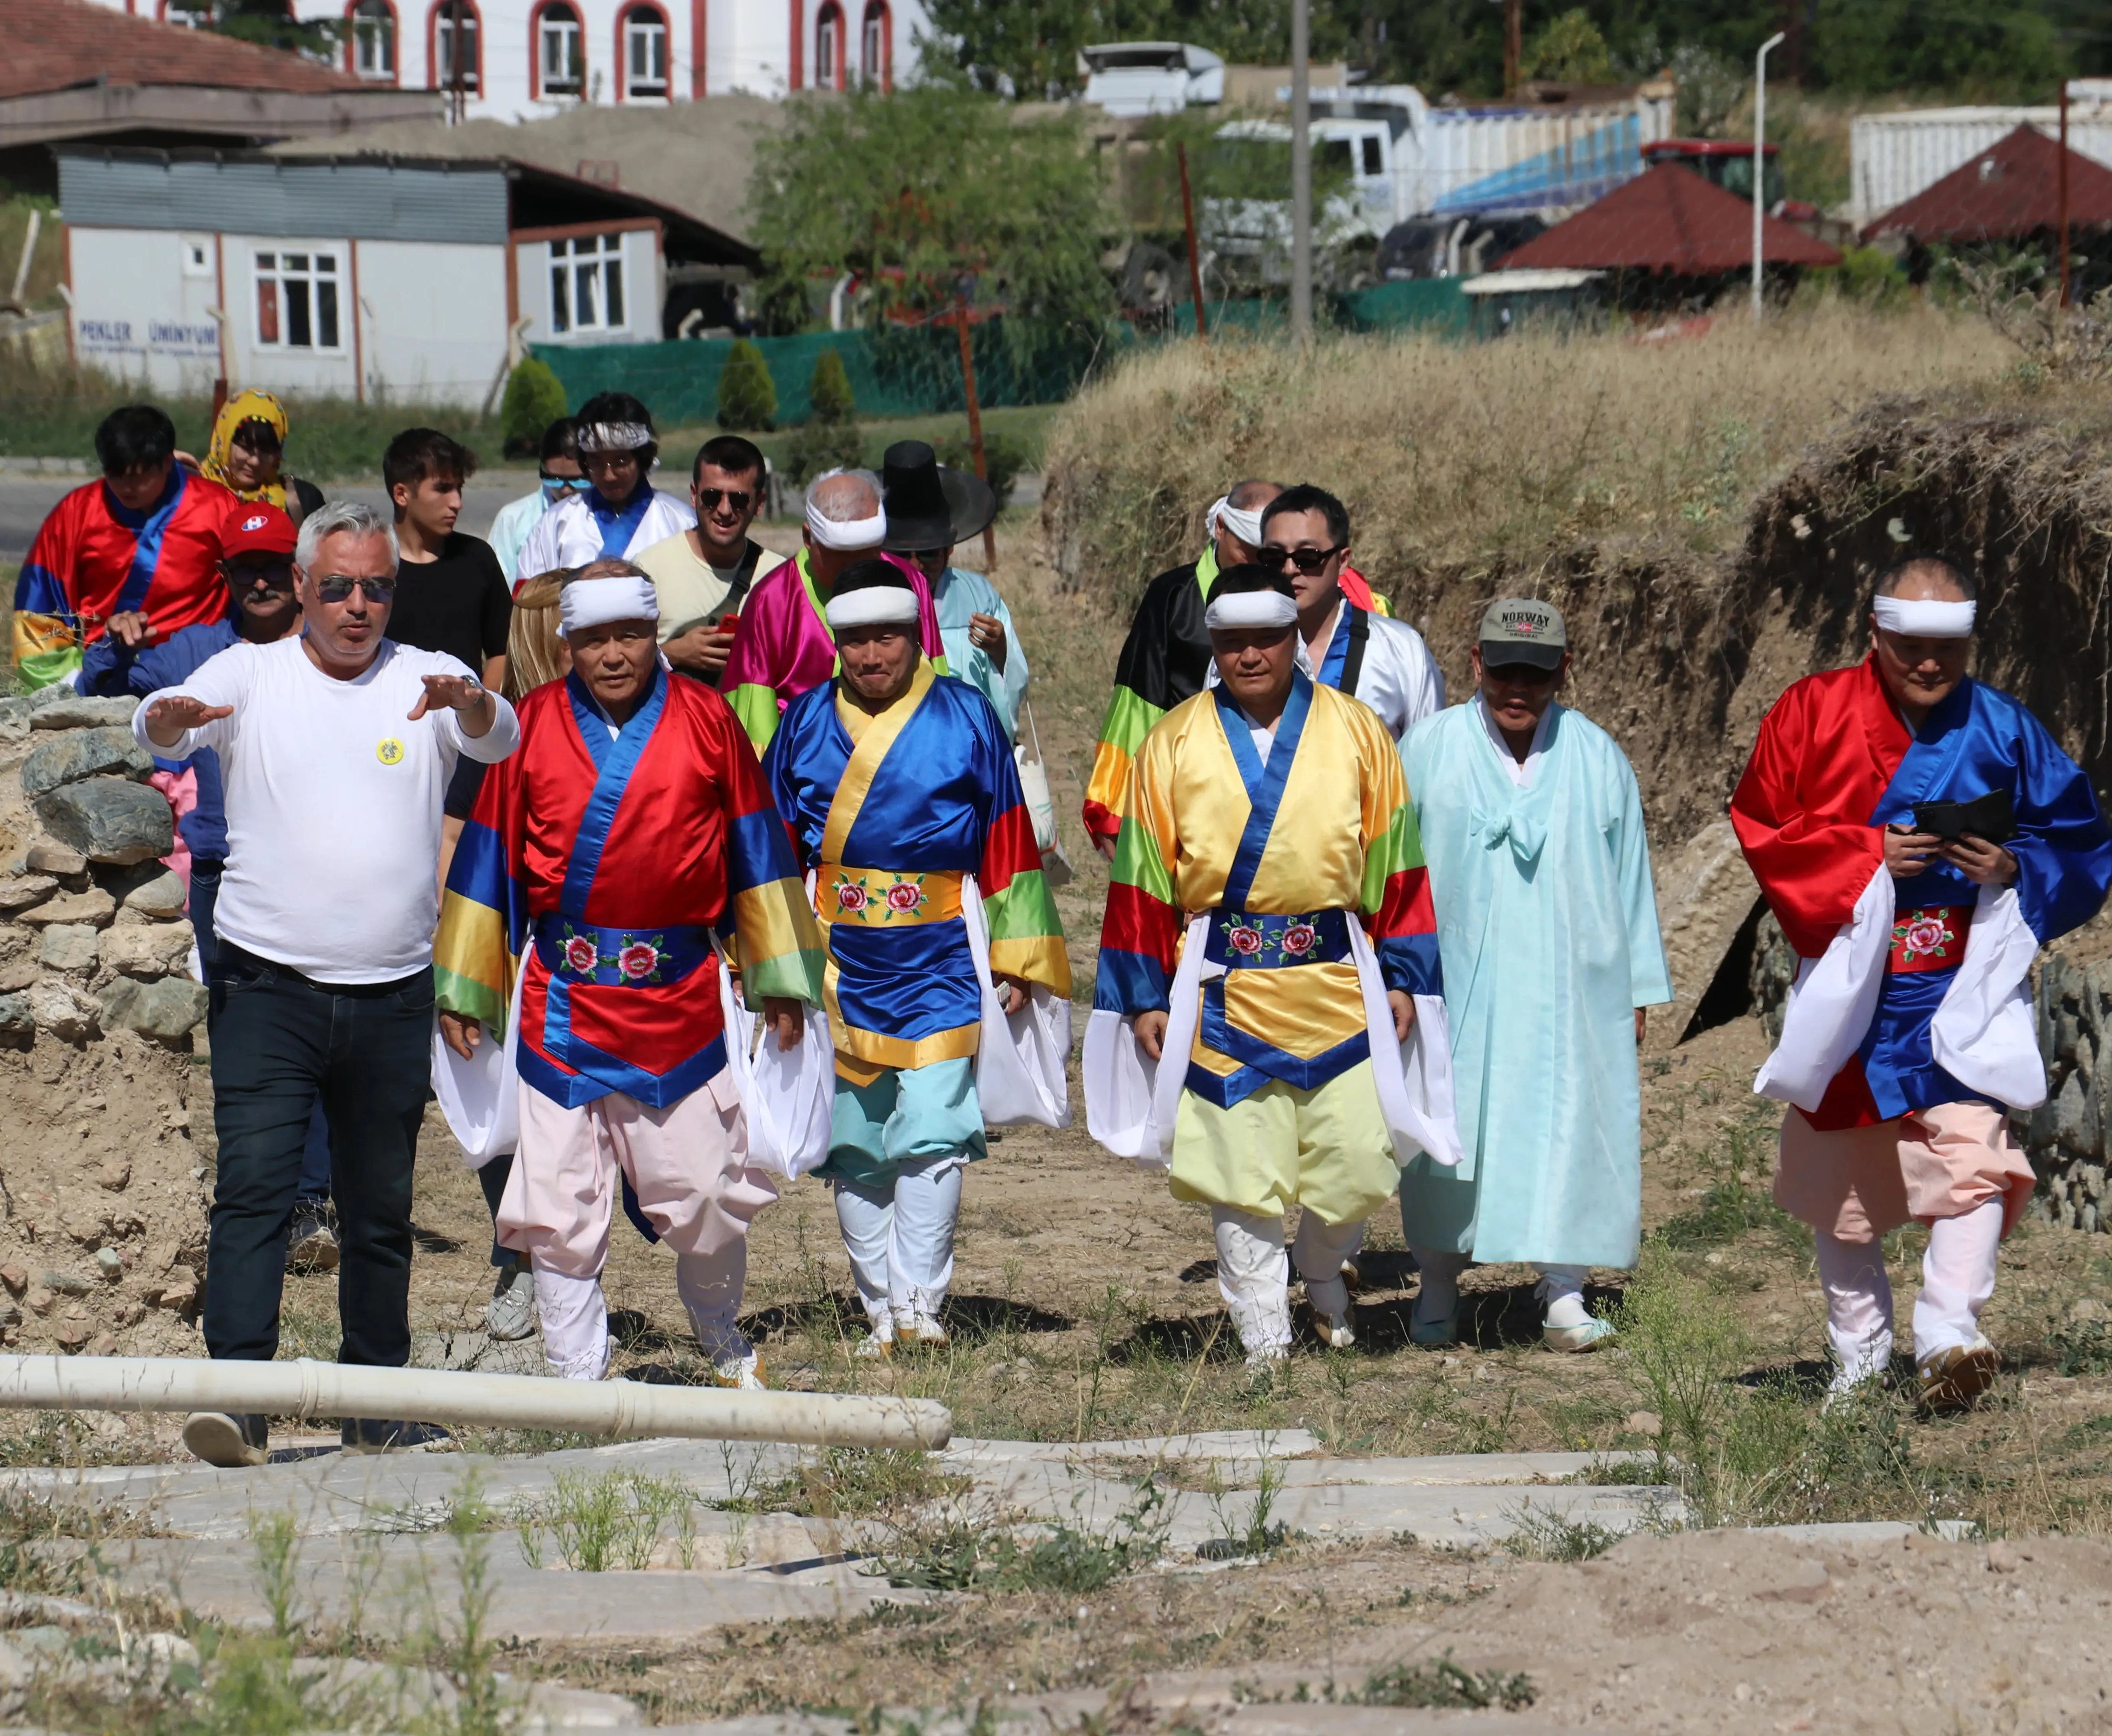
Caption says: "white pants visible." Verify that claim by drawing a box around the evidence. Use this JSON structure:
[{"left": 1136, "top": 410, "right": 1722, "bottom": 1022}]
[
  {"left": 508, "top": 1077, "right": 775, "bottom": 1380},
  {"left": 1408, "top": 1251, "right": 1594, "bottom": 1329},
  {"left": 536, "top": 1246, "right": 751, "bottom": 1381},
  {"left": 1214, "top": 1207, "right": 1366, "bottom": 1355},
  {"left": 1818, "top": 1197, "right": 2003, "bottom": 1375},
  {"left": 831, "top": 1153, "right": 968, "bottom": 1332}
]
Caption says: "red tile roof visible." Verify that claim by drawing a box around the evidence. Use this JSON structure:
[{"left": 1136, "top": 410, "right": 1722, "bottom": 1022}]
[
  {"left": 1496, "top": 162, "right": 1843, "bottom": 275},
  {"left": 0, "top": 0, "right": 367, "bottom": 99},
  {"left": 1863, "top": 124, "right": 2112, "bottom": 244}
]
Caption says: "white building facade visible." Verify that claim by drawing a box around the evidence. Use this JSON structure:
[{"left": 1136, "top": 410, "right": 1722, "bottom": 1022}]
[
  {"left": 86, "top": 0, "right": 931, "bottom": 119},
  {"left": 59, "top": 150, "right": 752, "bottom": 404}
]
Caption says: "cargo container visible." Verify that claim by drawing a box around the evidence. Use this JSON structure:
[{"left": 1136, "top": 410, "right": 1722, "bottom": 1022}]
[{"left": 1851, "top": 85, "right": 2112, "bottom": 226}]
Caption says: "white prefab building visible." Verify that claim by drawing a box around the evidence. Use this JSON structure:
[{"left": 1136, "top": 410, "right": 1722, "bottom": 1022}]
[
  {"left": 81, "top": 0, "right": 931, "bottom": 119},
  {"left": 57, "top": 148, "right": 756, "bottom": 404}
]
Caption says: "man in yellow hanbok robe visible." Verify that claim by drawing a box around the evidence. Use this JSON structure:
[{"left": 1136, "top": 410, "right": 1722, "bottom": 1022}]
[{"left": 1086, "top": 566, "right": 1454, "bottom": 1366}]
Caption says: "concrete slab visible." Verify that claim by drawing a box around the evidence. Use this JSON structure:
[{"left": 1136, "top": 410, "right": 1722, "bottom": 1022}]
[
  {"left": 1746, "top": 1518, "right": 1978, "bottom": 1543},
  {"left": 940, "top": 1430, "right": 1322, "bottom": 1466}
]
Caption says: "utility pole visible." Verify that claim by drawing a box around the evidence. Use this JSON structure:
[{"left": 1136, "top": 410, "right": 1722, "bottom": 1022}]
[
  {"left": 1751, "top": 31, "right": 1784, "bottom": 322},
  {"left": 1177, "top": 143, "right": 1209, "bottom": 341},
  {"left": 2059, "top": 78, "right": 2072, "bottom": 309},
  {"left": 449, "top": 0, "right": 468, "bottom": 124},
  {"left": 952, "top": 291, "right": 996, "bottom": 572},
  {"left": 1503, "top": 0, "right": 1522, "bottom": 99},
  {"left": 1290, "top": 0, "right": 1312, "bottom": 343}
]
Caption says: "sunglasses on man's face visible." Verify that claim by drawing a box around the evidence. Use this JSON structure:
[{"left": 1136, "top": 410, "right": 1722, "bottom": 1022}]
[
  {"left": 1264, "top": 543, "right": 1345, "bottom": 575},
  {"left": 696, "top": 487, "right": 753, "bottom": 514},
  {"left": 541, "top": 473, "right": 591, "bottom": 491},
  {"left": 231, "top": 562, "right": 296, "bottom": 595},
  {"left": 1483, "top": 660, "right": 1557, "bottom": 686},
  {"left": 312, "top": 574, "right": 397, "bottom": 605}
]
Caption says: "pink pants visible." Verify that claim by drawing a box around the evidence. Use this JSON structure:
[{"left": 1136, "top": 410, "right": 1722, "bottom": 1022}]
[{"left": 1774, "top": 1101, "right": 2035, "bottom": 1242}]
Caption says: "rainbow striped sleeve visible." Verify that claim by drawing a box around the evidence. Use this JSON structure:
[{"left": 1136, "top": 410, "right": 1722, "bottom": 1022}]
[
  {"left": 1358, "top": 713, "right": 1442, "bottom": 997},
  {"left": 12, "top": 515, "right": 82, "bottom": 690},
  {"left": 435, "top": 755, "right": 529, "bottom": 1029},
  {"left": 720, "top": 719, "right": 827, "bottom": 1005},
  {"left": 1083, "top": 684, "right": 1163, "bottom": 846},
  {"left": 1092, "top": 727, "right": 1181, "bottom": 1016},
  {"left": 978, "top": 753, "right": 1071, "bottom": 996}
]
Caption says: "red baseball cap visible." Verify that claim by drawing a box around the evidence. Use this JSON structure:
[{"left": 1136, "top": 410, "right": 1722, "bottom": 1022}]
[{"left": 221, "top": 503, "right": 298, "bottom": 562}]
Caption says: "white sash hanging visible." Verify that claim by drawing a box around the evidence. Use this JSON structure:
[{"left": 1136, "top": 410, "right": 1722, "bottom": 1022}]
[
  {"left": 1083, "top": 913, "right": 1210, "bottom": 1167},
  {"left": 430, "top": 961, "right": 527, "bottom": 1170},
  {"left": 1345, "top": 919, "right": 1463, "bottom": 1167},
  {"left": 714, "top": 948, "right": 835, "bottom": 1180},
  {"left": 960, "top": 874, "right": 1073, "bottom": 1128},
  {"left": 1930, "top": 884, "right": 2046, "bottom": 1110},
  {"left": 1754, "top": 865, "right": 1895, "bottom": 1113}
]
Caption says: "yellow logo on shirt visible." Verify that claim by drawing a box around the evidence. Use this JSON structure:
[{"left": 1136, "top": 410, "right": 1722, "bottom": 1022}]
[{"left": 376, "top": 738, "right": 405, "bottom": 766}]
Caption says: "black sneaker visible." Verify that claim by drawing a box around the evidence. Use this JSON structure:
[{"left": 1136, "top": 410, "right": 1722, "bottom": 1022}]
[
  {"left": 340, "top": 1417, "right": 452, "bottom": 1455},
  {"left": 286, "top": 1200, "right": 340, "bottom": 1275},
  {"left": 182, "top": 1410, "right": 268, "bottom": 1467}
]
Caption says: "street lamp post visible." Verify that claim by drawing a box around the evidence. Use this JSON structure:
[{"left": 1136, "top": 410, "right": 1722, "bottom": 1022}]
[
  {"left": 1290, "top": 0, "right": 1312, "bottom": 343},
  {"left": 1751, "top": 30, "right": 1785, "bottom": 322}
]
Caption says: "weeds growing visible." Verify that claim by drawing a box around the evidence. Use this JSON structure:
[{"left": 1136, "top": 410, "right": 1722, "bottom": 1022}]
[{"left": 1355, "top": 1652, "right": 1537, "bottom": 1711}]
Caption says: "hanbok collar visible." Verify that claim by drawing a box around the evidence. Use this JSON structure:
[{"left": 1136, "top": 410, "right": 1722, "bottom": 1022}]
[{"left": 1475, "top": 693, "right": 1556, "bottom": 788}]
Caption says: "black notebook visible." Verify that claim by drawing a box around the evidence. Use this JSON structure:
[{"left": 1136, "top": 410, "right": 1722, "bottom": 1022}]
[{"left": 1911, "top": 788, "right": 2016, "bottom": 844}]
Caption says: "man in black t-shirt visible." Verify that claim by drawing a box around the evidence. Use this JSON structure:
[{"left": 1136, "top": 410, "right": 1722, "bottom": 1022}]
[{"left": 382, "top": 427, "right": 512, "bottom": 853}]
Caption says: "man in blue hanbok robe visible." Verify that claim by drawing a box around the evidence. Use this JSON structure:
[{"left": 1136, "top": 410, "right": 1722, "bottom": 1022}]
[
  {"left": 1397, "top": 598, "right": 1673, "bottom": 1351},
  {"left": 1733, "top": 558, "right": 2112, "bottom": 1407}
]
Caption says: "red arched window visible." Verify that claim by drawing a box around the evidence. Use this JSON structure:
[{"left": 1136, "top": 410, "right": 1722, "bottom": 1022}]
[
  {"left": 531, "top": 0, "right": 586, "bottom": 99},
  {"left": 858, "top": 0, "right": 889, "bottom": 89},
  {"left": 814, "top": 0, "right": 844, "bottom": 89},
  {"left": 346, "top": 0, "right": 399, "bottom": 82},
  {"left": 617, "top": 2, "right": 669, "bottom": 100},
  {"left": 428, "top": 0, "right": 481, "bottom": 92}
]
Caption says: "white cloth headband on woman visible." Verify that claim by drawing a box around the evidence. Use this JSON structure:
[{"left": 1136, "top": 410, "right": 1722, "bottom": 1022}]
[
  {"left": 1873, "top": 595, "right": 1975, "bottom": 639},
  {"left": 560, "top": 575, "right": 659, "bottom": 638},
  {"left": 825, "top": 585, "right": 921, "bottom": 631},
  {"left": 1204, "top": 590, "right": 1298, "bottom": 631},
  {"left": 1205, "top": 495, "right": 1267, "bottom": 549},
  {"left": 575, "top": 422, "right": 654, "bottom": 454}
]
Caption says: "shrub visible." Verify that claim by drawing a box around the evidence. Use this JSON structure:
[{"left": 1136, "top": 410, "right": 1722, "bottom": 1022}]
[
  {"left": 784, "top": 418, "right": 865, "bottom": 485},
  {"left": 499, "top": 357, "right": 567, "bottom": 457},
  {"left": 936, "top": 429, "right": 1028, "bottom": 508},
  {"left": 808, "top": 347, "right": 856, "bottom": 423},
  {"left": 716, "top": 339, "right": 778, "bottom": 432}
]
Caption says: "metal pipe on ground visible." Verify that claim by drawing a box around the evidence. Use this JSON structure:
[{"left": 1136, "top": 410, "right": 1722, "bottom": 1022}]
[{"left": 0, "top": 1357, "right": 952, "bottom": 1450}]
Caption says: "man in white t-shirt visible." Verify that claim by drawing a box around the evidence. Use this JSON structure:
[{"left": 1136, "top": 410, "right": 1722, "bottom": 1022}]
[{"left": 135, "top": 499, "right": 521, "bottom": 1469}]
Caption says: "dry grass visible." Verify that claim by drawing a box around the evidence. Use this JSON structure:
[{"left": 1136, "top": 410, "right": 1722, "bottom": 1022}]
[{"left": 1044, "top": 301, "right": 2016, "bottom": 612}]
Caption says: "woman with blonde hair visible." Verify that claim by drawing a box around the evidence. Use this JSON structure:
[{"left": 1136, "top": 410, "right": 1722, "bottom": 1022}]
[{"left": 504, "top": 572, "right": 572, "bottom": 700}]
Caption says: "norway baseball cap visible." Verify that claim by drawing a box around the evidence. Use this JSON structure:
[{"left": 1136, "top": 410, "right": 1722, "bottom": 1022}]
[
  {"left": 1478, "top": 596, "right": 1567, "bottom": 671},
  {"left": 221, "top": 503, "right": 298, "bottom": 562}
]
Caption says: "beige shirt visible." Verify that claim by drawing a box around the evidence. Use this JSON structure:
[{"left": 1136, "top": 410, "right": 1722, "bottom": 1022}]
[{"left": 633, "top": 531, "right": 786, "bottom": 644}]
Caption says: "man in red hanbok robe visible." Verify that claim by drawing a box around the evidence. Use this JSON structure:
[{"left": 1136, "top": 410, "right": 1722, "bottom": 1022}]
[
  {"left": 1732, "top": 558, "right": 2111, "bottom": 1408},
  {"left": 435, "top": 568, "right": 826, "bottom": 1387}
]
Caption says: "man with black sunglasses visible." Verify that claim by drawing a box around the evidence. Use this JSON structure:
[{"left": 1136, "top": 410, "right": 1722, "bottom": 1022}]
[
  {"left": 134, "top": 499, "right": 520, "bottom": 1469},
  {"left": 1255, "top": 485, "right": 1443, "bottom": 743},
  {"left": 1397, "top": 598, "right": 1671, "bottom": 1357},
  {"left": 635, "top": 434, "right": 787, "bottom": 687}
]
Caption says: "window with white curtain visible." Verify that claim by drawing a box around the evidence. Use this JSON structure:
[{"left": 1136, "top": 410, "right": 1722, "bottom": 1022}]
[{"left": 549, "top": 234, "right": 626, "bottom": 335}]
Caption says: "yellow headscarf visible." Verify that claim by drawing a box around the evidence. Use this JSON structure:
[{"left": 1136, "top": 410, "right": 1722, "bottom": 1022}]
[{"left": 203, "top": 389, "right": 291, "bottom": 508}]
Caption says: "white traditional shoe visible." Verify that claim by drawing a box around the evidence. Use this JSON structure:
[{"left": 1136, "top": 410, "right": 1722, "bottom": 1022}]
[
  {"left": 1543, "top": 1317, "right": 1617, "bottom": 1354},
  {"left": 1918, "top": 1333, "right": 1999, "bottom": 1412},
  {"left": 712, "top": 1346, "right": 768, "bottom": 1390},
  {"left": 1315, "top": 1306, "right": 1356, "bottom": 1349},
  {"left": 1243, "top": 1344, "right": 1290, "bottom": 1372},
  {"left": 897, "top": 1310, "right": 949, "bottom": 1349},
  {"left": 853, "top": 1324, "right": 893, "bottom": 1361}
]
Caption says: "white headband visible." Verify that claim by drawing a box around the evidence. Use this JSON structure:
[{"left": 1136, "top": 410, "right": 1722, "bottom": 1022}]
[
  {"left": 807, "top": 496, "right": 887, "bottom": 551},
  {"left": 1873, "top": 595, "right": 1975, "bottom": 638},
  {"left": 1204, "top": 590, "right": 1298, "bottom": 631},
  {"left": 560, "top": 575, "right": 659, "bottom": 639},
  {"left": 1205, "top": 495, "right": 1267, "bottom": 550},
  {"left": 825, "top": 584, "right": 920, "bottom": 631},
  {"left": 575, "top": 421, "right": 654, "bottom": 454}
]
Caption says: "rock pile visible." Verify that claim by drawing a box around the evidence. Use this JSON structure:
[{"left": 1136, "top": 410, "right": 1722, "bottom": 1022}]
[{"left": 0, "top": 685, "right": 210, "bottom": 1355}]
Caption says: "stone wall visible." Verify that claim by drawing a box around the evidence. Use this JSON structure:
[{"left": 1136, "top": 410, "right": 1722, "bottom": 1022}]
[{"left": 0, "top": 686, "right": 211, "bottom": 1354}]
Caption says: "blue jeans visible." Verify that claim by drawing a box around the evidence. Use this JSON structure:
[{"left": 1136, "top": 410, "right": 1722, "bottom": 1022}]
[
  {"left": 194, "top": 861, "right": 332, "bottom": 1203},
  {"left": 203, "top": 943, "right": 432, "bottom": 1366}
]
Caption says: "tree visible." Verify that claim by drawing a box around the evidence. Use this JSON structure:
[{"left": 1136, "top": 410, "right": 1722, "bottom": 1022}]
[
  {"left": 205, "top": 0, "right": 345, "bottom": 57},
  {"left": 716, "top": 341, "right": 778, "bottom": 432},
  {"left": 500, "top": 358, "right": 568, "bottom": 458},
  {"left": 1525, "top": 8, "right": 1613, "bottom": 81},
  {"left": 748, "top": 86, "right": 1116, "bottom": 372},
  {"left": 785, "top": 349, "right": 863, "bottom": 483}
]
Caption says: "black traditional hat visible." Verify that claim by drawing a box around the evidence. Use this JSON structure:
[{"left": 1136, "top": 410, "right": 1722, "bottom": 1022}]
[{"left": 880, "top": 440, "right": 999, "bottom": 553}]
